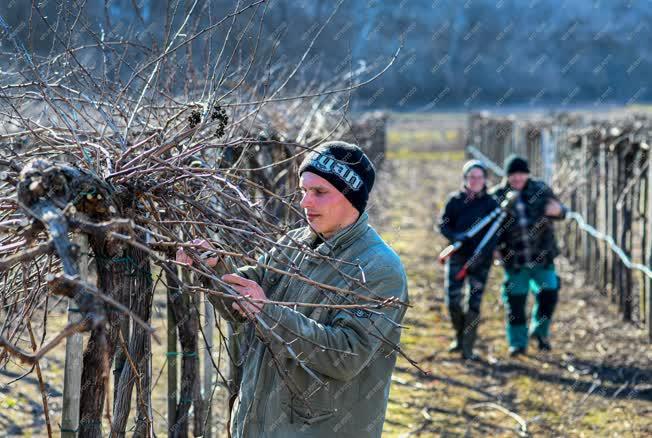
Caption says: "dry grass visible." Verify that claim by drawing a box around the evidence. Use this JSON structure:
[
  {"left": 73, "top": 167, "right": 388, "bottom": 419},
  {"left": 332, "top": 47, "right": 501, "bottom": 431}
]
[{"left": 386, "top": 112, "right": 466, "bottom": 152}]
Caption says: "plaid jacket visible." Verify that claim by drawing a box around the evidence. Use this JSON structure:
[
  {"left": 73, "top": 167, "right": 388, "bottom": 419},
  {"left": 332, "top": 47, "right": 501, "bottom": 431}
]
[{"left": 489, "top": 179, "right": 560, "bottom": 270}]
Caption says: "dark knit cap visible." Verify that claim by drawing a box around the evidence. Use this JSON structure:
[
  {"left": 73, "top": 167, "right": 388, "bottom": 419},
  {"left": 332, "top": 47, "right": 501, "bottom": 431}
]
[
  {"left": 504, "top": 154, "right": 530, "bottom": 175},
  {"left": 299, "top": 141, "right": 376, "bottom": 214}
]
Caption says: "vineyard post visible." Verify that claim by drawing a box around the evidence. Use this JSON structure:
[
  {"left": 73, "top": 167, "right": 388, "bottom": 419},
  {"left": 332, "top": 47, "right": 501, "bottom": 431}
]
[
  {"left": 203, "top": 295, "right": 215, "bottom": 438},
  {"left": 647, "top": 149, "right": 652, "bottom": 341},
  {"left": 167, "top": 264, "right": 179, "bottom": 436},
  {"left": 61, "top": 233, "right": 88, "bottom": 438}
]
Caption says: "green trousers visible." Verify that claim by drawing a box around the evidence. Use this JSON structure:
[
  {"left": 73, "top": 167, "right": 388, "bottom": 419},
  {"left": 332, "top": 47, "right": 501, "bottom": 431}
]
[{"left": 501, "top": 265, "right": 560, "bottom": 349}]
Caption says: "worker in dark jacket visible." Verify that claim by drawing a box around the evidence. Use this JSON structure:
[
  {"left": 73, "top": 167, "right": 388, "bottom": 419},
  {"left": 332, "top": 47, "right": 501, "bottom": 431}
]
[
  {"left": 438, "top": 159, "right": 498, "bottom": 359},
  {"left": 490, "top": 155, "right": 568, "bottom": 357}
]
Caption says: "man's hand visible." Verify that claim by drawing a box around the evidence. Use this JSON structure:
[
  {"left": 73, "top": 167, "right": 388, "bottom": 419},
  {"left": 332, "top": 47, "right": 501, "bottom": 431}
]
[
  {"left": 222, "top": 273, "right": 268, "bottom": 318},
  {"left": 493, "top": 249, "right": 503, "bottom": 266},
  {"left": 544, "top": 199, "right": 567, "bottom": 218},
  {"left": 500, "top": 190, "right": 519, "bottom": 211},
  {"left": 176, "top": 239, "right": 220, "bottom": 267}
]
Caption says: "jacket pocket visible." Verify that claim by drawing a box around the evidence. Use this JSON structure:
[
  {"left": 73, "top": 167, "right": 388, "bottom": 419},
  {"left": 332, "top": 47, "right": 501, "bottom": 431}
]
[
  {"left": 283, "top": 400, "right": 336, "bottom": 425},
  {"left": 294, "top": 409, "right": 336, "bottom": 425}
]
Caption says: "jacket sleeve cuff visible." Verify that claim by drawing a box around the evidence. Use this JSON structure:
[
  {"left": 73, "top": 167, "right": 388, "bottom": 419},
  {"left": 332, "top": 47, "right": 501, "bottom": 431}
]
[
  {"left": 260, "top": 302, "right": 285, "bottom": 328},
  {"left": 255, "top": 303, "right": 291, "bottom": 358},
  {"left": 560, "top": 204, "right": 569, "bottom": 219}
]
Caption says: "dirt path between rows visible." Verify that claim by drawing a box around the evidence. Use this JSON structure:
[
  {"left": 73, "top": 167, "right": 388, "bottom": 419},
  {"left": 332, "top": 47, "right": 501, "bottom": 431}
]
[{"left": 373, "top": 144, "right": 652, "bottom": 437}]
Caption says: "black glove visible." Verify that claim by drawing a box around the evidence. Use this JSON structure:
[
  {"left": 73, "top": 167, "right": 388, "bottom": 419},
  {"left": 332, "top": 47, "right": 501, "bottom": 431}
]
[{"left": 453, "top": 232, "right": 469, "bottom": 243}]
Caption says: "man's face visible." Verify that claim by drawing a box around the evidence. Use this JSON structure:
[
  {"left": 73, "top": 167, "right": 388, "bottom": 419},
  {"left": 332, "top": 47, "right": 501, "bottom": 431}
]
[
  {"left": 299, "top": 172, "right": 360, "bottom": 238},
  {"left": 507, "top": 172, "right": 529, "bottom": 191},
  {"left": 464, "top": 167, "right": 485, "bottom": 193}
]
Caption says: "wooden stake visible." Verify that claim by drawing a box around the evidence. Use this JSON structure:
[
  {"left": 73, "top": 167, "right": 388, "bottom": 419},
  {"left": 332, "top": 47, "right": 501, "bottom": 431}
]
[
  {"left": 647, "top": 152, "right": 652, "bottom": 342},
  {"left": 203, "top": 293, "right": 215, "bottom": 438},
  {"left": 61, "top": 233, "right": 87, "bottom": 438},
  {"left": 166, "top": 265, "right": 179, "bottom": 436}
]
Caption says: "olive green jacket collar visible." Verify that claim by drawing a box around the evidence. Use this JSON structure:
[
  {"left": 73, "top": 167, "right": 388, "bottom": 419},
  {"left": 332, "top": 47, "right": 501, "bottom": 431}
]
[{"left": 299, "top": 212, "right": 370, "bottom": 256}]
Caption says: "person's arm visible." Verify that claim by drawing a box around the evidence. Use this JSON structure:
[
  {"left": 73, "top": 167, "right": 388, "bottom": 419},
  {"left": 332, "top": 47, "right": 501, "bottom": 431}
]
[
  {"left": 543, "top": 185, "right": 568, "bottom": 219},
  {"left": 202, "top": 260, "right": 250, "bottom": 325},
  {"left": 235, "top": 254, "right": 267, "bottom": 284},
  {"left": 257, "top": 265, "right": 408, "bottom": 382},
  {"left": 213, "top": 251, "right": 277, "bottom": 323},
  {"left": 438, "top": 196, "right": 458, "bottom": 242},
  {"left": 545, "top": 198, "right": 568, "bottom": 219}
]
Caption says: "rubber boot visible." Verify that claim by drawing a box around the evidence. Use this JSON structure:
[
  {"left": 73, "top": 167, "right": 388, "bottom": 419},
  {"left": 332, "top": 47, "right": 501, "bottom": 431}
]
[
  {"left": 462, "top": 309, "right": 480, "bottom": 360},
  {"left": 448, "top": 305, "right": 464, "bottom": 353}
]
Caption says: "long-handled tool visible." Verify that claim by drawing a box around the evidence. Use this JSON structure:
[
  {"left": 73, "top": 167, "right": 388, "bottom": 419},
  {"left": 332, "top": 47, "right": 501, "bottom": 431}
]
[
  {"left": 453, "top": 190, "right": 520, "bottom": 280},
  {"left": 438, "top": 191, "right": 519, "bottom": 265},
  {"left": 453, "top": 209, "right": 508, "bottom": 280}
]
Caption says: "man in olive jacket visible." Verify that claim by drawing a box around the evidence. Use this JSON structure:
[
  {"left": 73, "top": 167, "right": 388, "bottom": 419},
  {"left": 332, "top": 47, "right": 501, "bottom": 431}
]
[{"left": 179, "top": 141, "right": 408, "bottom": 437}]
